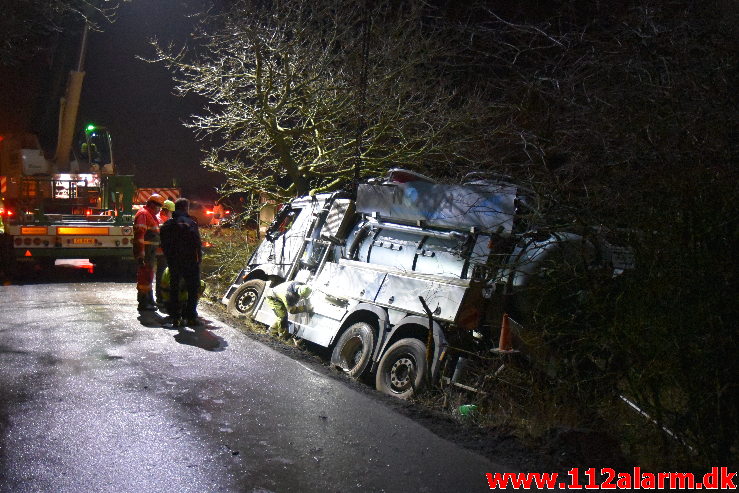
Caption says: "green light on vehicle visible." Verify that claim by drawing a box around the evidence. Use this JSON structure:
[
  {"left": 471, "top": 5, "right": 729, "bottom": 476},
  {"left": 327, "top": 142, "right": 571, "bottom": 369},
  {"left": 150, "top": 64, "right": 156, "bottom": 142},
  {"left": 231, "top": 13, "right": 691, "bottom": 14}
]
[{"left": 86, "top": 124, "right": 96, "bottom": 131}]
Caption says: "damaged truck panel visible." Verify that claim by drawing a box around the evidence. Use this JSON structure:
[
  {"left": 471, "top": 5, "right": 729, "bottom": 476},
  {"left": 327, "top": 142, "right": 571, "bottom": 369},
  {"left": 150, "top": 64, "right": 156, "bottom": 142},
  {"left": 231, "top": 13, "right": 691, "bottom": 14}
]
[{"left": 355, "top": 181, "right": 518, "bottom": 236}]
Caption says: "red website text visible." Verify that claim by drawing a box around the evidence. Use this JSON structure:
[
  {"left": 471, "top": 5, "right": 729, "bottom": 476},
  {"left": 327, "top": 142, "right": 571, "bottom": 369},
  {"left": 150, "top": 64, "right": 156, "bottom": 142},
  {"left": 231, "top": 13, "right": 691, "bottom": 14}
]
[{"left": 486, "top": 466, "right": 736, "bottom": 490}]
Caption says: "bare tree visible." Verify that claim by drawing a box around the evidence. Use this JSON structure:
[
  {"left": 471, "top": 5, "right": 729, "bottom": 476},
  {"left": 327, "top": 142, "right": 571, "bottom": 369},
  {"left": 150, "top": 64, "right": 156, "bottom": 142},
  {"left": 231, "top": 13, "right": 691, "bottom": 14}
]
[
  {"left": 152, "top": 0, "right": 479, "bottom": 201},
  {"left": 453, "top": 0, "right": 737, "bottom": 467},
  {"left": 452, "top": 1, "right": 736, "bottom": 225},
  {"left": 0, "top": 0, "right": 123, "bottom": 66}
]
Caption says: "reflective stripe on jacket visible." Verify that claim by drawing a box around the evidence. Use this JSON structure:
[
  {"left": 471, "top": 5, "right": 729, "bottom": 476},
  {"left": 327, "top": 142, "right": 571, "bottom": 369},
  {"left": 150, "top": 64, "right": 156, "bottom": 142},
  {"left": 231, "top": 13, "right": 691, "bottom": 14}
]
[{"left": 133, "top": 204, "right": 160, "bottom": 261}]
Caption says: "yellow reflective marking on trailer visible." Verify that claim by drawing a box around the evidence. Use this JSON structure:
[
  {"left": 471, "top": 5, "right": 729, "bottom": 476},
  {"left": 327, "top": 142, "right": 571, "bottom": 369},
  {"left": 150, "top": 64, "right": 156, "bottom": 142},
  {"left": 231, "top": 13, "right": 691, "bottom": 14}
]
[
  {"left": 20, "top": 227, "right": 48, "bottom": 235},
  {"left": 57, "top": 227, "right": 110, "bottom": 235}
]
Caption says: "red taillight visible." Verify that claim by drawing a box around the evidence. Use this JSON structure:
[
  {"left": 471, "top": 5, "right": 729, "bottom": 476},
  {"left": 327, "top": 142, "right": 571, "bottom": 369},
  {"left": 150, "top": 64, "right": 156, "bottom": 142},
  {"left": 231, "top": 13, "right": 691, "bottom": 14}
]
[{"left": 86, "top": 209, "right": 93, "bottom": 216}]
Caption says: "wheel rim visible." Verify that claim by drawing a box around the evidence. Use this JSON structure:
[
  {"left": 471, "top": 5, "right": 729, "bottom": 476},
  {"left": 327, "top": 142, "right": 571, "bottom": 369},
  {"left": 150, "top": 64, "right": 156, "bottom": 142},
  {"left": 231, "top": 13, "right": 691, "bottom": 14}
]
[
  {"left": 388, "top": 355, "right": 415, "bottom": 393},
  {"left": 340, "top": 336, "right": 365, "bottom": 369},
  {"left": 236, "top": 288, "right": 258, "bottom": 313}
]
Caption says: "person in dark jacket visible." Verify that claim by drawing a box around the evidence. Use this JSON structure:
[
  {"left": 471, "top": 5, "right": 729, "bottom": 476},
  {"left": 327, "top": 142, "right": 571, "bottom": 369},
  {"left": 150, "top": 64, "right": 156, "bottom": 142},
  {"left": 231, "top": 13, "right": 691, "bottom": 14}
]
[{"left": 160, "top": 198, "right": 203, "bottom": 327}]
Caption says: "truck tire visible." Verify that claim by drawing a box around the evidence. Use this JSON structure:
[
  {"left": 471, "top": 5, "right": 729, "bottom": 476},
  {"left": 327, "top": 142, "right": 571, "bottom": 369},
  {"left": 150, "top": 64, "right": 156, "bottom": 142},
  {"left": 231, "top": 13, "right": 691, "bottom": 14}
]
[
  {"left": 331, "top": 321, "right": 375, "bottom": 379},
  {"left": 0, "top": 234, "right": 14, "bottom": 279},
  {"left": 375, "top": 338, "right": 427, "bottom": 399},
  {"left": 91, "top": 258, "right": 115, "bottom": 277},
  {"left": 37, "top": 257, "right": 55, "bottom": 272},
  {"left": 0, "top": 233, "right": 20, "bottom": 282},
  {"left": 227, "top": 279, "right": 265, "bottom": 319}
]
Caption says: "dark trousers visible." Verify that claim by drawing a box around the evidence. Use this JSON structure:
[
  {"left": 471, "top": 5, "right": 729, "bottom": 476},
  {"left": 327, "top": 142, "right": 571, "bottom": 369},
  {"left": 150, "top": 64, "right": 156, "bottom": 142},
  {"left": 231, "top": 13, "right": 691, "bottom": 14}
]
[{"left": 167, "top": 262, "right": 200, "bottom": 319}]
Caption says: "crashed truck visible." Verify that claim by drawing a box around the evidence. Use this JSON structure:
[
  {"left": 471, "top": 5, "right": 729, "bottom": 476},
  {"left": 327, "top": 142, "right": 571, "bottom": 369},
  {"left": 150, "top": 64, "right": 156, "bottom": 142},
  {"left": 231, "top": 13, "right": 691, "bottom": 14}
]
[{"left": 222, "top": 169, "right": 633, "bottom": 399}]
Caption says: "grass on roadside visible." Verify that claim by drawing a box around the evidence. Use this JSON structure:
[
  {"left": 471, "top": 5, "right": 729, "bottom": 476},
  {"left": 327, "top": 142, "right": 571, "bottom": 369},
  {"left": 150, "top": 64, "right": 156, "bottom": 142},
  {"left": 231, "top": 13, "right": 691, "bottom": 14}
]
[{"left": 200, "top": 226, "right": 257, "bottom": 302}]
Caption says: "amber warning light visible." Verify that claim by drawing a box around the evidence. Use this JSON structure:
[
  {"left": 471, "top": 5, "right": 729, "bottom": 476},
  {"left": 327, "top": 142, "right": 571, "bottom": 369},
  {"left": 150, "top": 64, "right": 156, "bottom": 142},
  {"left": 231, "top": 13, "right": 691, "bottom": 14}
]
[
  {"left": 57, "top": 227, "right": 110, "bottom": 235},
  {"left": 21, "top": 227, "right": 48, "bottom": 235}
]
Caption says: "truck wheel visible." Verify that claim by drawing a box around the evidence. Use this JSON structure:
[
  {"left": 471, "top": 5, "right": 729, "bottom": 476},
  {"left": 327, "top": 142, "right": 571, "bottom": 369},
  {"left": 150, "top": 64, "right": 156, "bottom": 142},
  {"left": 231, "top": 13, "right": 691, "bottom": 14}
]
[
  {"left": 0, "top": 234, "right": 15, "bottom": 279},
  {"left": 331, "top": 322, "right": 375, "bottom": 379},
  {"left": 38, "top": 258, "right": 55, "bottom": 272},
  {"left": 227, "top": 279, "right": 265, "bottom": 319},
  {"left": 91, "top": 258, "right": 114, "bottom": 276},
  {"left": 375, "top": 338, "right": 427, "bottom": 399}
]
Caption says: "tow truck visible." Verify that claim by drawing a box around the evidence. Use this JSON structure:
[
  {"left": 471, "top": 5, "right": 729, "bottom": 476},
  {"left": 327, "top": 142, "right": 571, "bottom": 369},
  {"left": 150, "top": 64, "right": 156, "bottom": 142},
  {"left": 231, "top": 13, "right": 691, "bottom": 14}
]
[
  {"left": 0, "top": 24, "right": 136, "bottom": 275},
  {"left": 0, "top": 127, "right": 136, "bottom": 274}
]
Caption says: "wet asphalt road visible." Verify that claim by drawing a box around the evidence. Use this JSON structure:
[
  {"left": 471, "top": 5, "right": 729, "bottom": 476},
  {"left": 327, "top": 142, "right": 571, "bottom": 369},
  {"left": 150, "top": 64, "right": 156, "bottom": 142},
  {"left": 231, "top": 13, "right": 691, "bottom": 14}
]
[{"left": 0, "top": 273, "right": 513, "bottom": 492}]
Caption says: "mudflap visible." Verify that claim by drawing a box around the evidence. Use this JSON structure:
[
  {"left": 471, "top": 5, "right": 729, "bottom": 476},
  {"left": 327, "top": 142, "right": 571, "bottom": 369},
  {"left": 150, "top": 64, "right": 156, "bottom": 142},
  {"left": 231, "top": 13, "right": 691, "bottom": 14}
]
[{"left": 0, "top": 234, "right": 16, "bottom": 278}]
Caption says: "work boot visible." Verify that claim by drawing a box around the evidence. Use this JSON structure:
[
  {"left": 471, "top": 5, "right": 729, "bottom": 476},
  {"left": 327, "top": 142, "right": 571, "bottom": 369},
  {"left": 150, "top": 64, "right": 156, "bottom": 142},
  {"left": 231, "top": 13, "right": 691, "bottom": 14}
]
[
  {"left": 137, "top": 292, "right": 157, "bottom": 311},
  {"left": 268, "top": 321, "right": 282, "bottom": 337}
]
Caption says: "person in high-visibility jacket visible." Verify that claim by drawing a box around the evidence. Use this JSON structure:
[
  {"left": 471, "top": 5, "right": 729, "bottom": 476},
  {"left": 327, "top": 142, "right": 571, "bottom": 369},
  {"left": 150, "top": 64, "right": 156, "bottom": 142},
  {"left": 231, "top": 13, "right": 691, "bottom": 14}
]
[
  {"left": 265, "top": 281, "right": 312, "bottom": 339},
  {"left": 0, "top": 196, "right": 8, "bottom": 282},
  {"left": 155, "top": 199, "right": 176, "bottom": 307},
  {"left": 160, "top": 266, "right": 205, "bottom": 304},
  {"left": 0, "top": 196, "right": 5, "bottom": 234},
  {"left": 133, "top": 194, "right": 164, "bottom": 311}
]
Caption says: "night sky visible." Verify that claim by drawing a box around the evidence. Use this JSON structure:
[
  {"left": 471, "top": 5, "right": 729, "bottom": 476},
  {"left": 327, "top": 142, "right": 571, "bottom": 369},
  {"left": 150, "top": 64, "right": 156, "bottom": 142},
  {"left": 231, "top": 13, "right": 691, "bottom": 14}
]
[{"left": 79, "top": 0, "right": 222, "bottom": 201}]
